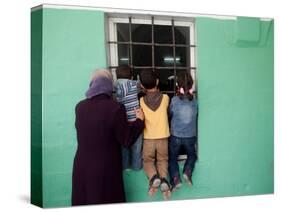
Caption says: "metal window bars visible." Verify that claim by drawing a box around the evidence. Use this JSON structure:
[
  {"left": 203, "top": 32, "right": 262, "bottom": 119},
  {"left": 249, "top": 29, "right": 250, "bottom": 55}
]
[{"left": 107, "top": 16, "right": 196, "bottom": 96}]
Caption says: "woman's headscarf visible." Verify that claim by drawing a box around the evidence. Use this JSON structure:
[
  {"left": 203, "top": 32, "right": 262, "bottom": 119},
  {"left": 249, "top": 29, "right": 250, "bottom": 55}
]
[{"left": 85, "top": 69, "right": 113, "bottom": 99}]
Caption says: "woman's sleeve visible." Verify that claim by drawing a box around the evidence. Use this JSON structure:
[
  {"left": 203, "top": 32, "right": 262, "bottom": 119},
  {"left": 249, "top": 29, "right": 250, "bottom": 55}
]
[{"left": 113, "top": 104, "right": 144, "bottom": 148}]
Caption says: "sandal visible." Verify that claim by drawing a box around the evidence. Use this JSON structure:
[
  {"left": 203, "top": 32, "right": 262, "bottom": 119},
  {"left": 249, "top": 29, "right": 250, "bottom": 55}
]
[{"left": 148, "top": 174, "right": 161, "bottom": 196}]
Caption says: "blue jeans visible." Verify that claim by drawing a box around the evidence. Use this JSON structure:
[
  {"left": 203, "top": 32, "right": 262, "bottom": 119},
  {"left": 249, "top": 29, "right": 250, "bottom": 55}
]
[
  {"left": 122, "top": 134, "right": 143, "bottom": 170},
  {"left": 168, "top": 135, "right": 197, "bottom": 182}
]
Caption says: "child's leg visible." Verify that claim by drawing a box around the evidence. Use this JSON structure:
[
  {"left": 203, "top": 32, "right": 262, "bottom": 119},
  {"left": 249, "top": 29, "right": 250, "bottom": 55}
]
[
  {"left": 122, "top": 147, "right": 130, "bottom": 170},
  {"left": 130, "top": 134, "right": 143, "bottom": 170},
  {"left": 155, "top": 138, "right": 168, "bottom": 179},
  {"left": 168, "top": 136, "right": 182, "bottom": 189},
  {"left": 183, "top": 137, "right": 197, "bottom": 173},
  {"left": 143, "top": 139, "right": 160, "bottom": 196},
  {"left": 182, "top": 137, "right": 197, "bottom": 185},
  {"left": 155, "top": 138, "right": 171, "bottom": 199},
  {"left": 142, "top": 139, "right": 157, "bottom": 180}
]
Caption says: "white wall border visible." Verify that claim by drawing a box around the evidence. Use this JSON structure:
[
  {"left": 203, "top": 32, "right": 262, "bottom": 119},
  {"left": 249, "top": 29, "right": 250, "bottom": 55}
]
[{"left": 30, "top": 3, "right": 273, "bottom": 21}]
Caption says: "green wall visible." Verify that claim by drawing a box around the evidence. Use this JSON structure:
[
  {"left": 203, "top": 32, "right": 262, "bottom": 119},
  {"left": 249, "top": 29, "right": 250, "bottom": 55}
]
[
  {"left": 31, "top": 8, "right": 274, "bottom": 208},
  {"left": 31, "top": 9, "right": 43, "bottom": 207},
  {"left": 31, "top": 8, "right": 107, "bottom": 207},
  {"left": 195, "top": 17, "right": 273, "bottom": 196}
]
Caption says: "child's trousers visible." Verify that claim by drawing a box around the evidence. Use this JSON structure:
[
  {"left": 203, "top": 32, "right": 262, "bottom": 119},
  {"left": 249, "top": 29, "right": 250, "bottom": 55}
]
[
  {"left": 122, "top": 134, "right": 143, "bottom": 170},
  {"left": 142, "top": 138, "right": 168, "bottom": 180},
  {"left": 168, "top": 135, "right": 197, "bottom": 181}
]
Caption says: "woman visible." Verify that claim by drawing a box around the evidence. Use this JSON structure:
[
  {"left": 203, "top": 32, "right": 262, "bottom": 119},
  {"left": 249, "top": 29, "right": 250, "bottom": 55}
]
[{"left": 72, "top": 69, "right": 144, "bottom": 205}]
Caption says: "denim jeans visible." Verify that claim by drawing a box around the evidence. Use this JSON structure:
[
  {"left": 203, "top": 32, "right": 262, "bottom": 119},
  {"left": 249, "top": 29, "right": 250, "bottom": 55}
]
[
  {"left": 168, "top": 135, "right": 197, "bottom": 183},
  {"left": 122, "top": 134, "right": 143, "bottom": 170}
]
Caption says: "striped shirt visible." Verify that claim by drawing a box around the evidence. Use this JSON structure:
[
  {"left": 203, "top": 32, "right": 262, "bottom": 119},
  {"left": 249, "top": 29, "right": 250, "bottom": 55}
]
[{"left": 115, "top": 79, "right": 140, "bottom": 121}]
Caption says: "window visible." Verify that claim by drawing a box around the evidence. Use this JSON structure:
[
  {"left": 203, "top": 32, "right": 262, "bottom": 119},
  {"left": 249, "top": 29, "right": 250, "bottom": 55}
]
[{"left": 106, "top": 16, "right": 196, "bottom": 97}]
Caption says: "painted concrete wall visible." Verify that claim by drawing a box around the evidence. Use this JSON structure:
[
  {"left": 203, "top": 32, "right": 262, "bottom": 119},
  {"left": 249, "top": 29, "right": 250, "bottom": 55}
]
[
  {"left": 31, "top": 9, "right": 43, "bottom": 207},
  {"left": 31, "top": 8, "right": 274, "bottom": 208},
  {"left": 31, "top": 8, "right": 107, "bottom": 207},
  {"left": 195, "top": 17, "right": 273, "bottom": 197}
]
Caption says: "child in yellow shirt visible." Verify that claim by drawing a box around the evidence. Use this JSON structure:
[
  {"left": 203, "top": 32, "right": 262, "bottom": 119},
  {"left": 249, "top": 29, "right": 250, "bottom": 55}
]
[{"left": 139, "top": 69, "right": 171, "bottom": 199}]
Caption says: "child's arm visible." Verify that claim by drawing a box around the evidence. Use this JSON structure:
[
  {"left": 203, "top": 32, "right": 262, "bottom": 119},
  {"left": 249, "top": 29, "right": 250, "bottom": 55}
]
[
  {"left": 136, "top": 81, "right": 146, "bottom": 99},
  {"left": 136, "top": 80, "right": 145, "bottom": 93}
]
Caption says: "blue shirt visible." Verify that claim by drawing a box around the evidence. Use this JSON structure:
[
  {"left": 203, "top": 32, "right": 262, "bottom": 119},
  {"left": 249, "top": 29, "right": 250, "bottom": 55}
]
[{"left": 169, "top": 96, "right": 197, "bottom": 138}]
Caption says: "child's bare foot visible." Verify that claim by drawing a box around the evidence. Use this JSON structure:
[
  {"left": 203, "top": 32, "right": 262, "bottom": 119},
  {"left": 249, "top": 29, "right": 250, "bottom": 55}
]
[
  {"left": 183, "top": 170, "right": 193, "bottom": 187},
  {"left": 148, "top": 187, "right": 158, "bottom": 196},
  {"left": 160, "top": 178, "right": 171, "bottom": 200},
  {"left": 162, "top": 190, "right": 171, "bottom": 200}
]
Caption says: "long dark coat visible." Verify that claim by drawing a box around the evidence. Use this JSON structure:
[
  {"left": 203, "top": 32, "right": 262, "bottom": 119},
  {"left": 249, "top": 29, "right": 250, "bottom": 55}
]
[{"left": 72, "top": 94, "right": 144, "bottom": 206}]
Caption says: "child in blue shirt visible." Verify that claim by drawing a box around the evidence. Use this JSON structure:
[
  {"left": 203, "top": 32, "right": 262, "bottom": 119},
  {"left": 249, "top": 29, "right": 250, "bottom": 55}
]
[
  {"left": 168, "top": 72, "right": 198, "bottom": 191},
  {"left": 115, "top": 65, "right": 143, "bottom": 170}
]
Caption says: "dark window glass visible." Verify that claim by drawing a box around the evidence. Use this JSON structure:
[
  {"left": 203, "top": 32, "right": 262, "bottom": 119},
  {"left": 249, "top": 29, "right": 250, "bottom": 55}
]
[
  {"left": 132, "top": 45, "right": 152, "bottom": 66},
  {"left": 154, "top": 25, "right": 172, "bottom": 44},
  {"left": 132, "top": 68, "right": 141, "bottom": 81},
  {"left": 117, "top": 44, "right": 130, "bottom": 65},
  {"left": 118, "top": 44, "right": 129, "bottom": 65},
  {"left": 175, "top": 26, "right": 190, "bottom": 45},
  {"left": 155, "top": 46, "right": 173, "bottom": 67},
  {"left": 176, "top": 69, "right": 188, "bottom": 86},
  {"left": 156, "top": 69, "right": 175, "bottom": 91},
  {"left": 132, "top": 24, "right": 152, "bottom": 43},
  {"left": 117, "top": 23, "right": 129, "bottom": 42},
  {"left": 175, "top": 47, "right": 188, "bottom": 67}
]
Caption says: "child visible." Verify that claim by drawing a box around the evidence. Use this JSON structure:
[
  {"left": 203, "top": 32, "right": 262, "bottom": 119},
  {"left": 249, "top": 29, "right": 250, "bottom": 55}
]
[
  {"left": 139, "top": 69, "right": 171, "bottom": 199},
  {"left": 168, "top": 72, "right": 198, "bottom": 191},
  {"left": 115, "top": 65, "right": 143, "bottom": 170}
]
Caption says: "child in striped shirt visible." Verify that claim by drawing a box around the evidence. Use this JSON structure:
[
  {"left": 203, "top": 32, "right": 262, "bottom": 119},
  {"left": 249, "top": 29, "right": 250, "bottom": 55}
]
[{"left": 115, "top": 65, "right": 143, "bottom": 170}]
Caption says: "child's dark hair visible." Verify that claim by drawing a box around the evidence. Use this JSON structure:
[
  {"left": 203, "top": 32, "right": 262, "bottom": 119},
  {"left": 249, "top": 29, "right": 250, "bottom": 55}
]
[
  {"left": 177, "top": 72, "right": 194, "bottom": 101},
  {"left": 116, "top": 65, "right": 133, "bottom": 79},
  {"left": 140, "top": 69, "right": 158, "bottom": 89}
]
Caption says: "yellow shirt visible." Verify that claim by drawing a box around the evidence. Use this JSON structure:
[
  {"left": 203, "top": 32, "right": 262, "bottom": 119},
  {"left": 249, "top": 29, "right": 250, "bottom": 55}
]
[{"left": 140, "top": 94, "right": 170, "bottom": 139}]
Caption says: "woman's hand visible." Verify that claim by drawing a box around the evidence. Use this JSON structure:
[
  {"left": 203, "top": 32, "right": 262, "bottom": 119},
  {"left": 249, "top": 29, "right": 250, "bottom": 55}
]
[{"left": 135, "top": 108, "right": 144, "bottom": 121}]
